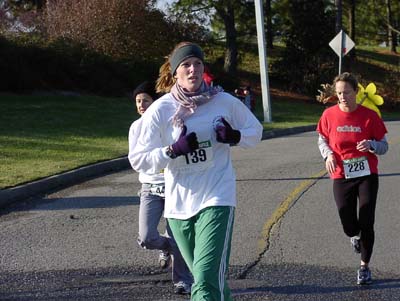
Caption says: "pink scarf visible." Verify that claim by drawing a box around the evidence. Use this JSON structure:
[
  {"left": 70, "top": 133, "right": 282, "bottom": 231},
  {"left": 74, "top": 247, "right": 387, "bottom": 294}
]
[{"left": 171, "top": 81, "right": 223, "bottom": 127}]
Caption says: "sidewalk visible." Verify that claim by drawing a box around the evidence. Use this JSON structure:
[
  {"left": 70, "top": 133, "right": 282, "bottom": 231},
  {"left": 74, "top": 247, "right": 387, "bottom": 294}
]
[{"left": 0, "top": 125, "right": 316, "bottom": 208}]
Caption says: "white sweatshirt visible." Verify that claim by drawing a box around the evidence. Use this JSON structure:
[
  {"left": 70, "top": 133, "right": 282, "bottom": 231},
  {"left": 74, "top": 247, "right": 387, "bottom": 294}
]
[
  {"left": 130, "top": 91, "right": 263, "bottom": 219},
  {"left": 128, "top": 117, "right": 164, "bottom": 184}
]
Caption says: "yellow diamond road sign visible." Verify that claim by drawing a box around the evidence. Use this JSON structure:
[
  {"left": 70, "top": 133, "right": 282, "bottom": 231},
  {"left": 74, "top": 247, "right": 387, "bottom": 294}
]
[{"left": 329, "top": 30, "right": 355, "bottom": 57}]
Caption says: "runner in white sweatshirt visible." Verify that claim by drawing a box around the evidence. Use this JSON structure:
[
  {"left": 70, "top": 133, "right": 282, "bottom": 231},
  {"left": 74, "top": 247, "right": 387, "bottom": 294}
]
[
  {"left": 130, "top": 42, "right": 263, "bottom": 301},
  {"left": 128, "top": 81, "right": 192, "bottom": 295}
]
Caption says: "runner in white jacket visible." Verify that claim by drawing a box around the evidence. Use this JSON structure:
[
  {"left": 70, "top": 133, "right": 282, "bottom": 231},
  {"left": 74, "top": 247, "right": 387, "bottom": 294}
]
[
  {"left": 128, "top": 81, "right": 192, "bottom": 295},
  {"left": 130, "top": 91, "right": 262, "bottom": 219},
  {"left": 130, "top": 42, "right": 263, "bottom": 301}
]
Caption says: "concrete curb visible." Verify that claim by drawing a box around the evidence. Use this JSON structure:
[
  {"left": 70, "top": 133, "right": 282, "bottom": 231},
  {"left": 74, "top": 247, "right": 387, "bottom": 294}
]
[
  {"left": 0, "top": 125, "right": 317, "bottom": 208},
  {"left": 0, "top": 156, "right": 130, "bottom": 208},
  {"left": 262, "top": 124, "right": 316, "bottom": 140}
]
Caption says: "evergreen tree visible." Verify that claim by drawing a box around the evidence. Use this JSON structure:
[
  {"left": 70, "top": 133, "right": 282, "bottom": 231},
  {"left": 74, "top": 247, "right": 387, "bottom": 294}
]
[{"left": 274, "top": 0, "right": 336, "bottom": 94}]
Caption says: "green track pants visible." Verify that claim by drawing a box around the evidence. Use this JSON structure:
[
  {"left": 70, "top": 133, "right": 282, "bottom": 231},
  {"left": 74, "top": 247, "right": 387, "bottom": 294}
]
[{"left": 168, "top": 206, "right": 235, "bottom": 301}]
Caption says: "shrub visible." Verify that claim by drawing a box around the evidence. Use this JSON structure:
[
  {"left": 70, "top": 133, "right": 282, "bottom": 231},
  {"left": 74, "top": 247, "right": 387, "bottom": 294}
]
[
  {"left": 43, "top": 0, "right": 197, "bottom": 61},
  {"left": 0, "top": 34, "right": 160, "bottom": 95}
]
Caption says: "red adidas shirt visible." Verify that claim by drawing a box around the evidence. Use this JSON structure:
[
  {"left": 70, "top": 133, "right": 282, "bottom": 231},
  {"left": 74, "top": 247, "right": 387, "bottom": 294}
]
[{"left": 317, "top": 104, "right": 387, "bottom": 179}]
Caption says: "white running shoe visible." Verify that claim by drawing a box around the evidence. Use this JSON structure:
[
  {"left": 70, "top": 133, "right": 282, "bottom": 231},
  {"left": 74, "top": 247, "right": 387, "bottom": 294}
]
[
  {"left": 350, "top": 236, "right": 361, "bottom": 253},
  {"left": 158, "top": 250, "right": 171, "bottom": 269},
  {"left": 174, "top": 281, "right": 191, "bottom": 295}
]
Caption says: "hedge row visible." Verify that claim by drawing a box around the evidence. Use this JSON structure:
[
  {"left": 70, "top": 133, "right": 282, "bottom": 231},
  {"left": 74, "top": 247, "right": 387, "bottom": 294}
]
[{"left": 0, "top": 35, "right": 161, "bottom": 96}]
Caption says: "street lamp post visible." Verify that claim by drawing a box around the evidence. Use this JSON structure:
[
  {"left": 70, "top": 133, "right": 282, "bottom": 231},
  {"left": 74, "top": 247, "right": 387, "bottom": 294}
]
[{"left": 254, "top": 0, "right": 272, "bottom": 123}]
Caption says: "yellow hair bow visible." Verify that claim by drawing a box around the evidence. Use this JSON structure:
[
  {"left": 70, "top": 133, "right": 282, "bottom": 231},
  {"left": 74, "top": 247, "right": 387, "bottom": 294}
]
[{"left": 356, "top": 83, "right": 384, "bottom": 117}]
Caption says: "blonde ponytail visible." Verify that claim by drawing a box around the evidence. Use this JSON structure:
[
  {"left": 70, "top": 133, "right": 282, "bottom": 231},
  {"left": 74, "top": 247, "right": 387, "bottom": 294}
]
[{"left": 156, "top": 57, "right": 176, "bottom": 94}]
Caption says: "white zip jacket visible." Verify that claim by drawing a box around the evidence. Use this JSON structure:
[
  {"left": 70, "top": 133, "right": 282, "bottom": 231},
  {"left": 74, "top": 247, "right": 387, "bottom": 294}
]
[
  {"left": 130, "top": 91, "right": 263, "bottom": 219},
  {"left": 128, "top": 117, "right": 164, "bottom": 184}
]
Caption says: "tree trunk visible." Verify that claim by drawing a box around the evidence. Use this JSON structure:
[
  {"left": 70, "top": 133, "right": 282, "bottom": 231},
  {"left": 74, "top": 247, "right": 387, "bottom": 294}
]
[
  {"left": 348, "top": 0, "right": 355, "bottom": 41},
  {"left": 348, "top": 0, "right": 356, "bottom": 59},
  {"left": 335, "top": 0, "right": 342, "bottom": 33},
  {"left": 216, "top": 4, "right": 238, "bottom": 75},
  {"left": 266, "top": 0, "right": 273, "bottom": 49},
  {"left": 386, "top": 0, "right": 397, "bottom": 52}
]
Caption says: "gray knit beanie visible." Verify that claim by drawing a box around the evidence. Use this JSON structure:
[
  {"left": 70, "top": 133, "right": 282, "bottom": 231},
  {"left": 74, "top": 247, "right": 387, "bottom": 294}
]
[{"left": 169, "top": 44, "right": 204, "bottom": 75}]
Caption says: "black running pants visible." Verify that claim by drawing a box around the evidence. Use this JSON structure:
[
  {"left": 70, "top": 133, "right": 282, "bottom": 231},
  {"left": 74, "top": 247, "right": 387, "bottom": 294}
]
[{"left": 333, "top": 174, "right": 379, "bottom": 263}]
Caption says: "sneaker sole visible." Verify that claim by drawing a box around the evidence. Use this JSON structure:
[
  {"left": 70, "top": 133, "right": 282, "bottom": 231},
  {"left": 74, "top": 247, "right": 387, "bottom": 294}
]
[
  {"left": 350, "top": 239, "right": 361, "bottom": 254},
  {"left": 351, "top": 238, "right": 361, "bottom": 254},
  {"left": 174, "top": 289, "right": 191, "bottom": 295}
]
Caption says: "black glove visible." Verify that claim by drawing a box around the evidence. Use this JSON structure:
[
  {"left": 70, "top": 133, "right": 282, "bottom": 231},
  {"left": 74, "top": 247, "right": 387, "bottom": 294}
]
[
  {"left": 215, "top": 118, "right": 241, "bottom": 144},
  {"left": 171, "top": 125, "right": 199, "bottom": 157}
]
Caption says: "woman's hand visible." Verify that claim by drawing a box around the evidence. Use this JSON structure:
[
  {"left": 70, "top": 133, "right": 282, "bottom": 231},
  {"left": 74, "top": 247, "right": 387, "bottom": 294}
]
[
  {"left": 215, "top": 118, "right": 241, "bottom": 144},
  {"left": 325, "top": 153, "right": 337, "bottom": 175},
  {"left": 171, "top": 125, "right": 199, "bottom": 157},
  {"left": 356, "top": 139, "right": 371, "bottom": 152}
]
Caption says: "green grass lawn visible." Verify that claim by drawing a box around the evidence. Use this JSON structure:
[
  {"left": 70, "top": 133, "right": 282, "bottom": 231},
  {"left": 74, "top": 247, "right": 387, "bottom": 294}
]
[
  {"left": 356, "top": 45, "right": 400, "bottom": 70},
  {"left": 0, "top": 94, "right": 137, "bottom": 189}
]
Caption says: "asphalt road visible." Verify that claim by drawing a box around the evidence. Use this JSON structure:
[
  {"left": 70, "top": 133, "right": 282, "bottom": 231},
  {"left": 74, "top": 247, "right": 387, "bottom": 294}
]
[{"left": 1, "top": 121, "right": 400, "bottom": 301}]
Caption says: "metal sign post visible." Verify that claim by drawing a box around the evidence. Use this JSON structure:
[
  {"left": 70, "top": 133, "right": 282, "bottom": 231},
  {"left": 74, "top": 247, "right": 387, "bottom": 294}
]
[{"left": 329, "top": 30, "right": 355, "bottom": 75}]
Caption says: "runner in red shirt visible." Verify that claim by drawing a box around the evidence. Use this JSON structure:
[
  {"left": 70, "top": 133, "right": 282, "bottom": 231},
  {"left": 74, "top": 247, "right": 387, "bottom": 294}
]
[{"left": 317, "top": 72, "right": 388, "bottom": 285}]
